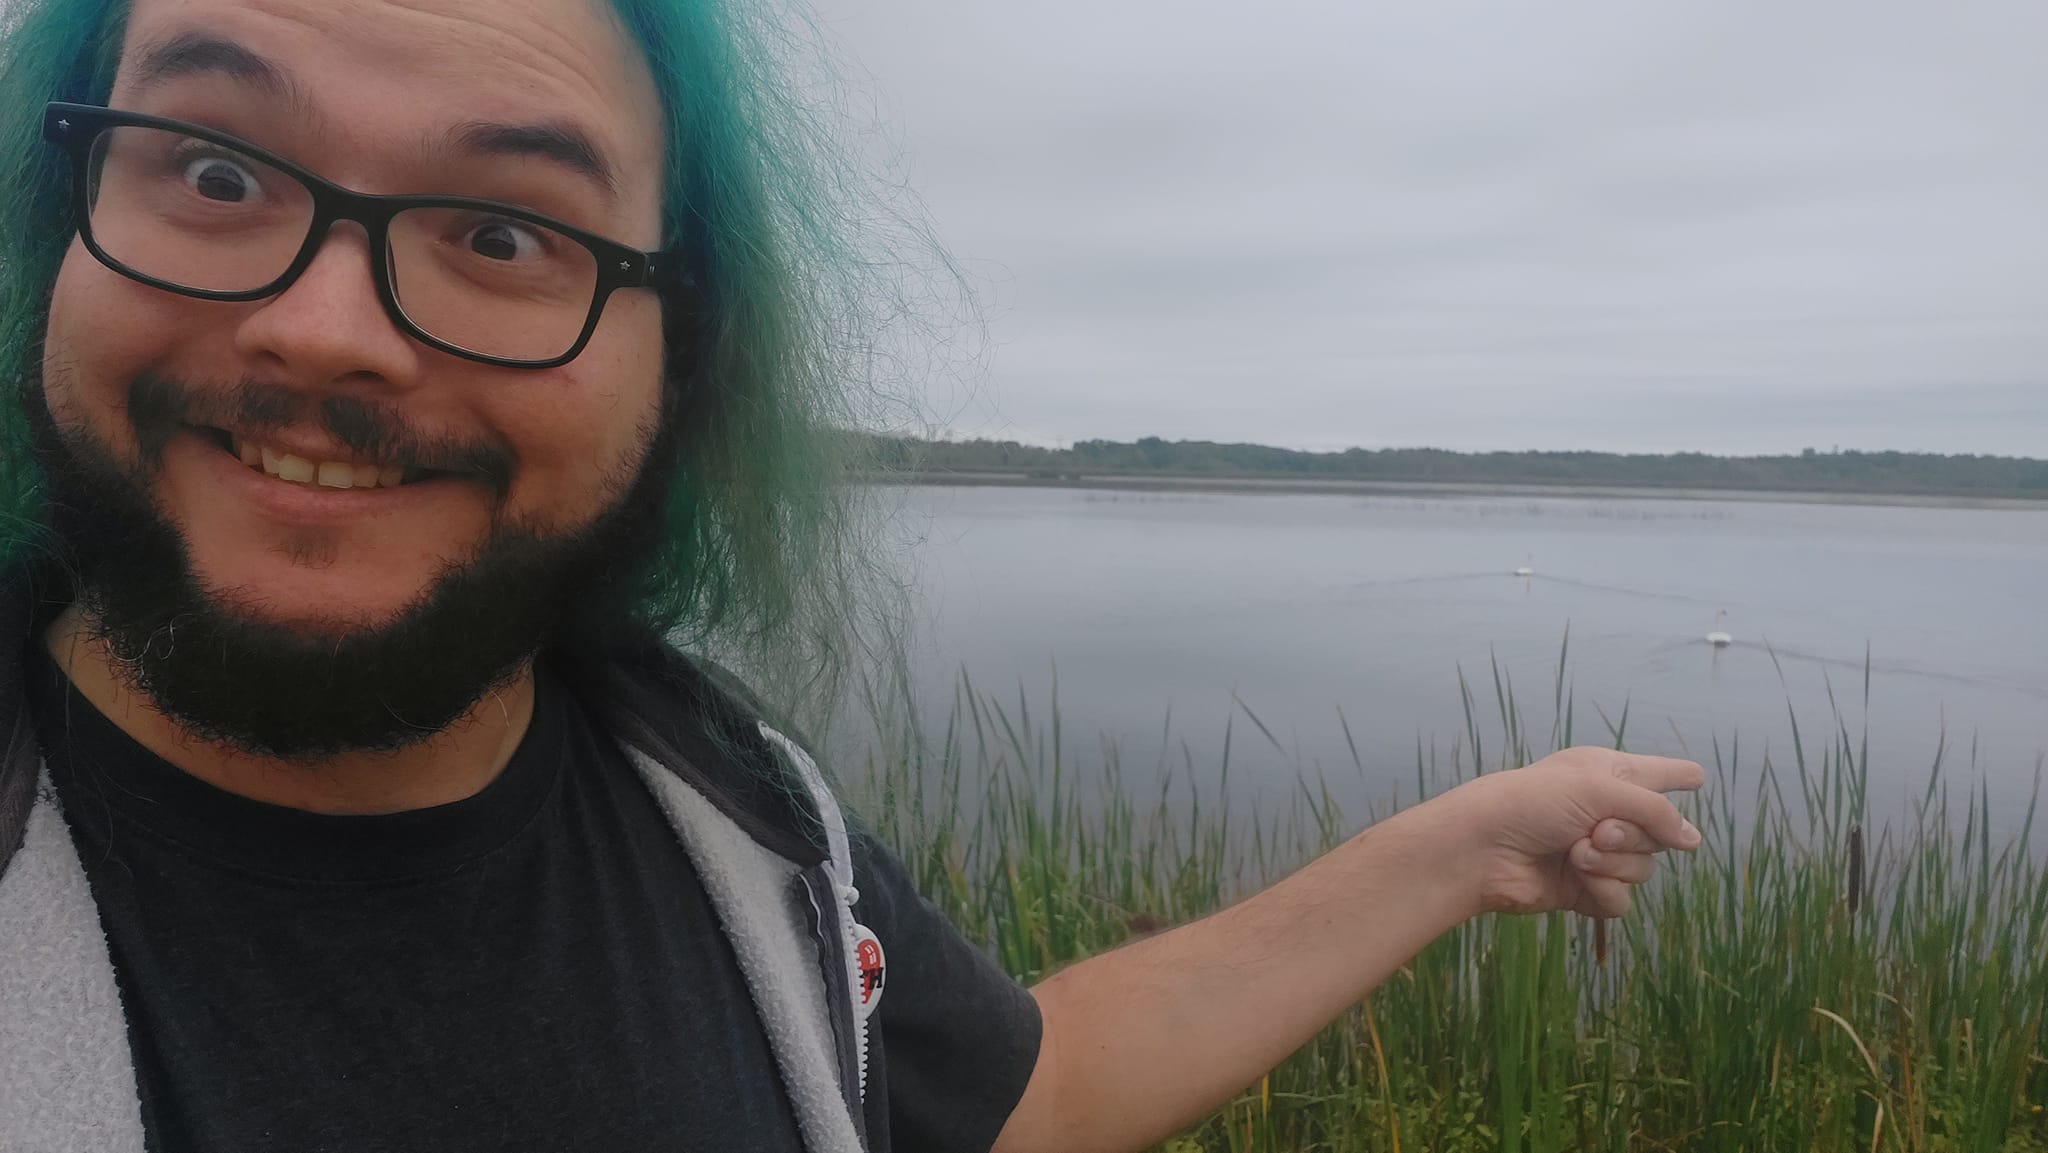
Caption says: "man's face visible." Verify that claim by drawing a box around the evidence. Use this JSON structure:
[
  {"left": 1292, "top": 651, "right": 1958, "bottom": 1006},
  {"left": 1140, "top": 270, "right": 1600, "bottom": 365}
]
[{"left": 37, "top": 0, "right": 672, "bottom": 752}]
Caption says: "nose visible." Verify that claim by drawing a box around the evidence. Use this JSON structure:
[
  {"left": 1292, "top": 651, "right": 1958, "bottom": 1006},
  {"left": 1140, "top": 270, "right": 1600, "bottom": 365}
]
[{"left": 232, "top": 222, "right": 423, "bottom": 389}]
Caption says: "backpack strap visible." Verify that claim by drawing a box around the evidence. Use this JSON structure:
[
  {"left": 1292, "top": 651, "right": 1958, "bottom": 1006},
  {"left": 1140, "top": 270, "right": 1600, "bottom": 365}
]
[
  {"left": 578, "top": 639, "right": 877, "bottom": 1128},
  {"left": 625, "top": 747, "right": 867, "bottom": 1153},
  {"left": 0, "top": 563, "right": 51, "bottom": 884},
  {"left": 0, "top": 715, "right": 41, "bottom": 883}
]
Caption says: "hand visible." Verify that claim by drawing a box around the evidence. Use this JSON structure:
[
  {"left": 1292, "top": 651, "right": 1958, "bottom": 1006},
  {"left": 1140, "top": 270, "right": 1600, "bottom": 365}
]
[{"left": 1426, "top": 748, "right": 1705, "bottom": 919}]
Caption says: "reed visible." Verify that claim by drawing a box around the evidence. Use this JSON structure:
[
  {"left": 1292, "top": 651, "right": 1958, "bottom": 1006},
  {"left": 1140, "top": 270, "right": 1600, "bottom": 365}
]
[{"left": 849, "top": 653, "right": 2048, "bottom": 1152}]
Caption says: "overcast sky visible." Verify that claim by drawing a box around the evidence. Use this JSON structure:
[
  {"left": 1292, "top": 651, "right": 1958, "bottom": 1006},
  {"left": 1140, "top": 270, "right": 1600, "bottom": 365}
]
[{"left": 813, "top": 0, "right": 2047, "bottom": 455}]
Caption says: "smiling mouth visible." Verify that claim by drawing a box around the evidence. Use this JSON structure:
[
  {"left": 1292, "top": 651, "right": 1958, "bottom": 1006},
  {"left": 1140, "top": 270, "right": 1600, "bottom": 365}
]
[{"left": 191, "top": 426, "right": 448, "bottom": 490}]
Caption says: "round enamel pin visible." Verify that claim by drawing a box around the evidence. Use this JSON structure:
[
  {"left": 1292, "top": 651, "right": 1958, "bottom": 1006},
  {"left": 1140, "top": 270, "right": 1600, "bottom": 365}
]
[{"left": 853, "top": 922, "right": 886, "bottom": 1019}]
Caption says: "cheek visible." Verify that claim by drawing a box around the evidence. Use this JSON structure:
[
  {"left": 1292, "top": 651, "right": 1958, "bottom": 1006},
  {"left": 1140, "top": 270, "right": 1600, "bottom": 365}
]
[
  {"left": 495, "top": 295, "right": 665, "bottom": 527},
  {"left": 43, "top": 246, "right": 201, "bottom": 445},
  {"left": 43, "top": 249, "right": 130, "bottom": 434}
]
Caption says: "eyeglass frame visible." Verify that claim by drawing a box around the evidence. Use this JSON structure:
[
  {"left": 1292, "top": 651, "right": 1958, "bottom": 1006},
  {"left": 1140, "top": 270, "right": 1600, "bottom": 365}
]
[{"left": 41, "top": 101, "right": 694, "bottom": 370}]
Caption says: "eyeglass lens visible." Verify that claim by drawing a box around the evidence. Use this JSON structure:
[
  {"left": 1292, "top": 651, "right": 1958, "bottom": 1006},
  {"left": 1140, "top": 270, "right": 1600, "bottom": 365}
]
[{"left": 84, "top": 123, "right": 601, "bottom": 363}]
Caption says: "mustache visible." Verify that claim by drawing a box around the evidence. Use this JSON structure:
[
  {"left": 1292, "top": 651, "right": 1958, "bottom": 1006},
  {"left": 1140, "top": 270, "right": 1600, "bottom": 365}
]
[{"left": 127, "top": 372, "right": 516, "bottom": 493}]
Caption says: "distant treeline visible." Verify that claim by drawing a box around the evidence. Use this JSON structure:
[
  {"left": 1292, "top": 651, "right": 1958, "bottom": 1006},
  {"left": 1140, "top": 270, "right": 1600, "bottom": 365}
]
[{"left": 862, "top": 435, "right": 2048, "bottom": 500}]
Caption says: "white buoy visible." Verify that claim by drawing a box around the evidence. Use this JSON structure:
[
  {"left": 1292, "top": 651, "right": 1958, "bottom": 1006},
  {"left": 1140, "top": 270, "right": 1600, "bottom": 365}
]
[
  {"left": 1513, "top": 554, "right": 1534, "bottom": 578},
  {"left": 1705, "top": 609, "right": 1733, "bottom": 648}
]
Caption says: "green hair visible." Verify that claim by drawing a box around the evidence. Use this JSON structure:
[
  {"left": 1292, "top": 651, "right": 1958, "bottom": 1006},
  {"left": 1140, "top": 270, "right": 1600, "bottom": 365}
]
[{"left": 0, "top": 0, "right": 943, "bottom": 727}]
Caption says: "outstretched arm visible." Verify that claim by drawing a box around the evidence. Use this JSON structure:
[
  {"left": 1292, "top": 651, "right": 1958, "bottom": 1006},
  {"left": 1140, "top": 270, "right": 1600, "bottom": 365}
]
[{"left": 991, "top": 748, "right": 1704, "bottom": 1153}]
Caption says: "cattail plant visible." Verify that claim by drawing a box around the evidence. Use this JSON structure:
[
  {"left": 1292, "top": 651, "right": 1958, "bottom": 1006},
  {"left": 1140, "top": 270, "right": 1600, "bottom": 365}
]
[{"left": 854, "top": 652, "right": 2048, "bottom": 1152}]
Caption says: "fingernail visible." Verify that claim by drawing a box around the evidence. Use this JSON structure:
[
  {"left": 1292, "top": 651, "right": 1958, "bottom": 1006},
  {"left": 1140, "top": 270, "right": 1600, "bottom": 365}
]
[
  {"left": 1598, "top": 825, "right": 1624, "bottom": 850},
  {"left": 1681, "top": 819, "right": 1701, "bottom": 847}
]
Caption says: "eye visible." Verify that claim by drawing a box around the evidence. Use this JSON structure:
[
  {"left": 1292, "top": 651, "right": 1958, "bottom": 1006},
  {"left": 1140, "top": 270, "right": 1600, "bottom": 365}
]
[
  {"left": 466, "top": 220, "right": 548, "bottom": 262},
  {"left": 181, "top": 153, "right": 261, "bottom": 204}
]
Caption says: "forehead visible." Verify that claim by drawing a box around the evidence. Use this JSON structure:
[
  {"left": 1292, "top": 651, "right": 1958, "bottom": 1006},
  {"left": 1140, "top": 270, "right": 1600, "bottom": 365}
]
[{"left": 111, "top": 0, "right": 665, "bottom": 210}]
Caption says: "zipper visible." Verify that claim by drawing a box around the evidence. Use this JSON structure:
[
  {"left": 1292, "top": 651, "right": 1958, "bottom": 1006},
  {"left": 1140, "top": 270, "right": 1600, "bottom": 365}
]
[
  {"left": 761, "top": 724, "right": 872, "bottom": 1096},
  {"left": 800, "top": 868, "right": 871, "bottom": 1150}
]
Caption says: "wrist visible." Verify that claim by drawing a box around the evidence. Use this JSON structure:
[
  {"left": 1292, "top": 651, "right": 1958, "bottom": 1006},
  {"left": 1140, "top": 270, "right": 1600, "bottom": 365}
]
[{"left": 1363, "top": 798, "right": 1491, "bottom": 928}]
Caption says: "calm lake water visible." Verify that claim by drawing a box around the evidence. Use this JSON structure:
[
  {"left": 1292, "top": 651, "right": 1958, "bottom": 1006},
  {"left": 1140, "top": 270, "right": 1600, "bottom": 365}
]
[{"left": 884, "top": 484, "right": 2048, "bottom": 834}]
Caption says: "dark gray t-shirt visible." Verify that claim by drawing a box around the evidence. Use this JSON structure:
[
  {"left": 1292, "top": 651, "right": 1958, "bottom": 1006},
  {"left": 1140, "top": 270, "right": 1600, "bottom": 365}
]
[{"left": 30, "top": 650, "right": 1040, "bottom": 1153}]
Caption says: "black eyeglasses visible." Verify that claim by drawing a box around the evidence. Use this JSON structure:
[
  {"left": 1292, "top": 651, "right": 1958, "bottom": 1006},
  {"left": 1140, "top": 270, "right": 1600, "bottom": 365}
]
[{"left": 42, "top": 102, "right": 691, "bottom": 369}]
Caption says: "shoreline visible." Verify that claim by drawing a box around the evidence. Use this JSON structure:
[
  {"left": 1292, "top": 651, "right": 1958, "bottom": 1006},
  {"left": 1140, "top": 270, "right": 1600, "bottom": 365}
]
[{"left": 876, "top": 470, "right": 2048, "bottom": 511}]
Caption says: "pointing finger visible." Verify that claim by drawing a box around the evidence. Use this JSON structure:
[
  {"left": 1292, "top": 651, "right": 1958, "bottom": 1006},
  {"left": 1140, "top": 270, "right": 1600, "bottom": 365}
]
[{"left": 1604, "top": 752, "right": 1706, "bottom": 794}]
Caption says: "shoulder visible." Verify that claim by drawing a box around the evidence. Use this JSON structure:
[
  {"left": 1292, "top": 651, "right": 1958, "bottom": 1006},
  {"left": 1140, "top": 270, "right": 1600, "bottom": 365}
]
[{"left": 554, "top": 632, "right": 829, "bottom": 869}]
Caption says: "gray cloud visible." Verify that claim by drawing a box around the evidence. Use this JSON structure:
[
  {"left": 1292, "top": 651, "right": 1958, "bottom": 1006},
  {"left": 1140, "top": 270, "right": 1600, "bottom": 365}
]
[{"left": 817, "top": 0, "right": 2048, "bottom": 454}]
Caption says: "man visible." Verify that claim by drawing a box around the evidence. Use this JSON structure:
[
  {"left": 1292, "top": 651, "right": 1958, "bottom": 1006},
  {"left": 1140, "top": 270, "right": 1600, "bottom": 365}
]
[{"left": 0, "top": 0, "right": 1704, "bottom": 1149}]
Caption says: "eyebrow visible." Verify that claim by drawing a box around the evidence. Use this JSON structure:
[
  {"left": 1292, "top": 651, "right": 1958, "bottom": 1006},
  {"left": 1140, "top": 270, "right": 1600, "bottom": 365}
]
[
  {"left": 127, "top": 31, "right": 311, "bottom": 113},
  {"left": 122, "top": 31, "right": 621, "bottom": 204},
  {"left": 451, "top": 120, "right": 620, "bottom": 200}
]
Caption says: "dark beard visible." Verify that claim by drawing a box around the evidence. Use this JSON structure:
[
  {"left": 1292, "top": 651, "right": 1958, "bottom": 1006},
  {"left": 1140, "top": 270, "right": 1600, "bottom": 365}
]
[{"left": 26, "top": 368, "right": 672, "bottom": 760}]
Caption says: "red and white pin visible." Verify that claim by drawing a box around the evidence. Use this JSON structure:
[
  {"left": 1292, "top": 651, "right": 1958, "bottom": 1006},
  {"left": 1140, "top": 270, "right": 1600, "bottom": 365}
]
[{"left": 853, "top": 922, "right": 886, "bottom": 1019}]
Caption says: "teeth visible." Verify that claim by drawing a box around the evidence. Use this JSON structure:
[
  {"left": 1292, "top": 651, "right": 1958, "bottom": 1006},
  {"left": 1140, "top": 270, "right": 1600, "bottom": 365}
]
[
  {"left": 274, "top": 453, "right": 315, "bottom": 484},
  {"left": 237, "top": 436, "right": 404, "bottom": 489}
]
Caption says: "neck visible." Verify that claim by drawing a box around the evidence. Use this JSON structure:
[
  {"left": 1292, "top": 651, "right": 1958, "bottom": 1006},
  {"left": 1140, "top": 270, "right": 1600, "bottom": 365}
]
[{"left": 43, "top": 605, "right": 537, "bottom": 815}]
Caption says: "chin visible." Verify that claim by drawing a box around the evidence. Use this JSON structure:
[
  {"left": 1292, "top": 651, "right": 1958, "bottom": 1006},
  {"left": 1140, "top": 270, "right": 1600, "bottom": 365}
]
[{"left": 185, "top": 547, "right": 454, "bottom": 638}]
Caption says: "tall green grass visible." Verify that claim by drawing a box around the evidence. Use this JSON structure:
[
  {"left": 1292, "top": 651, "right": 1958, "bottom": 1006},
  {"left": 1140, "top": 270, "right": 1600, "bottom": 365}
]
[{"left": 851, "top": 653, "right": 2048, "bottom": 1152}]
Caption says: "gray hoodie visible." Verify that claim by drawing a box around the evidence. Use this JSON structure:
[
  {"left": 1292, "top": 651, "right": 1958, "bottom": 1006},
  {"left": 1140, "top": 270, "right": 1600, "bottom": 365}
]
[{"left": 0, "top": 588, "right": 876, "bottom": 1153}]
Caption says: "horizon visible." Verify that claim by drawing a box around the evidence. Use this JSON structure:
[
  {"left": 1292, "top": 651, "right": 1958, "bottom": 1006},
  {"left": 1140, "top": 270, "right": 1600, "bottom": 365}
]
[{"left": 893, "top": 430, "right": 2048, "bottom": 464}]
